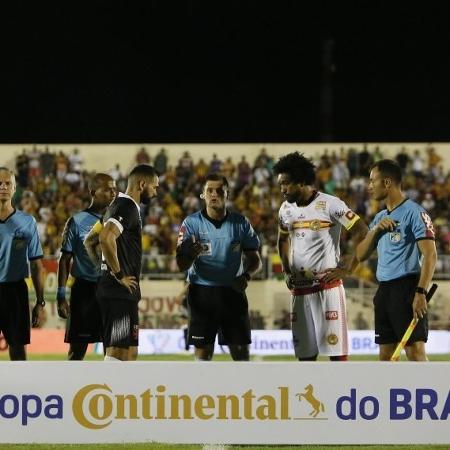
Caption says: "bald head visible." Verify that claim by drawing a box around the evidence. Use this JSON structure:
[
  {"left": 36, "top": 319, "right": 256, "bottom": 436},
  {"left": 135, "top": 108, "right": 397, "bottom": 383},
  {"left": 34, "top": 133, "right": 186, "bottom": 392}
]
[
  {"left": 89, "top": 173, "right": 117, "bottom": 210},
  {"left": 89, "top": 173, "right": 114, "bottom": 195}
]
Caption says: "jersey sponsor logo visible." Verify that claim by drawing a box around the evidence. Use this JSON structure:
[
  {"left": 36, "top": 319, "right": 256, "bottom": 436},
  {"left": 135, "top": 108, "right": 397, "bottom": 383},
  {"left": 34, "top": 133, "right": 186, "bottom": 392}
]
[
  {"left": 325, "top": 311, "right": 338, "bottom": 320},
  {"left": 327, "top": 333, "right": 339, "bottom": 345},
  {"left": 420, "top": 211, "right": 435, "bottom": 238},
  {"left": 296, "top": 384, "right": 325, "bottom": 418},
  {"left": 315, "top": 201, "right": 327, "bottom": 210},
  {"left": 334, "top": 210, "right": 346, "bottom": 219}
]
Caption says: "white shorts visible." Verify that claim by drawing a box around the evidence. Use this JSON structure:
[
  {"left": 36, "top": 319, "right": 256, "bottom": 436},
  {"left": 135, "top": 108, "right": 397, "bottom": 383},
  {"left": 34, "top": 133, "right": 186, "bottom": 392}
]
[{"left": 291, "top": 282, "right": 348, "bottom": 358}]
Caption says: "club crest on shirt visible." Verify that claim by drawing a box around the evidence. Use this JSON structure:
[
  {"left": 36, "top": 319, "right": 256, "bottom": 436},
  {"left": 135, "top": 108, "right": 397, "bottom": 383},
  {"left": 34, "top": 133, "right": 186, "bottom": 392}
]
[
  {"left": 309, "top": 220, "right": 321, "bottom": 231},
  {"left": 389, "top": 232, "right": 401, "bottom": 243},
  {"left": 315, "top": 201, "right": 326, "bottom": 210}
]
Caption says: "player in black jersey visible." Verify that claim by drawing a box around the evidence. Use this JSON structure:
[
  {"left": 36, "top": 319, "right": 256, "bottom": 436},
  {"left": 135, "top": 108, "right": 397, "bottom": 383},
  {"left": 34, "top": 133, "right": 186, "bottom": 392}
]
[{"left": 97, "top": 164, "right": 159, "bottom": 361}]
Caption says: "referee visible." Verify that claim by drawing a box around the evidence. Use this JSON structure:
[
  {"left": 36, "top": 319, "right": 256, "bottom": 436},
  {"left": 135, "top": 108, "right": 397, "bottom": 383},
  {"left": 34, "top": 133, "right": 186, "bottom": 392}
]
[
  {"left": 356, "top": 159, "right": 437, "bottom": 361},
  {"left": 176, "top": 174, "right": 262, "bottom": 361},
  {"left": 56, "top": 173, "right": 116, "bottom": 360},
  {"left": 0, "top": 167, "right": 45, "bottom": 360},
  {"left": 97, "top": 165, "right": 159, "bottom": 361}
]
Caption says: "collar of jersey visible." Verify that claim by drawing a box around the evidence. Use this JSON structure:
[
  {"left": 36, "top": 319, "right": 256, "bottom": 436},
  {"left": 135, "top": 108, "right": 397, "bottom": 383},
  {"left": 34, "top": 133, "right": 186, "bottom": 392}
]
[
  {"left": 295, "top": 190, "right": 319, "bottom": 207},
  {"left": 118, "top": 192, "right": 141, "bottom": 214},
  {"left": 201, "top": 209, "right": 228, "bottom": 228},
  {"left": 386, "top": 197, "right": 409, "bottom": 214},
  {"left": 0, "top": 208, "right": 17, "bottom": 223}
]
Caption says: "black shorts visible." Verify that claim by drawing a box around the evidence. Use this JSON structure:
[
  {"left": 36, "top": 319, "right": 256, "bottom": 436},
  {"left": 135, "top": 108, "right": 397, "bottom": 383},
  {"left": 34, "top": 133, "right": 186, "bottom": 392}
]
[
  {"left": 0, "top": 280, "right": 30, "bottom": 345},
  {"left": 374, "top": 274, "right": 428, "bottom": 345},
  {"left": 65, "top": 278, "right": 102, "bottom": 344},
  {"left": 97, "top": 295, "right": 139, "bottom": 349},
  {"left": 187, "top": 284, "right": 251, "bottom": 347}
]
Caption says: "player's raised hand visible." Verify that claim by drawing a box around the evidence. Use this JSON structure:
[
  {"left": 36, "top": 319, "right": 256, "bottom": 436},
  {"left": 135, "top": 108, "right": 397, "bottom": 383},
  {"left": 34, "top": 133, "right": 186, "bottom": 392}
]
[{"left": 181, "top": 235, "right": 203, "bottom": 260}]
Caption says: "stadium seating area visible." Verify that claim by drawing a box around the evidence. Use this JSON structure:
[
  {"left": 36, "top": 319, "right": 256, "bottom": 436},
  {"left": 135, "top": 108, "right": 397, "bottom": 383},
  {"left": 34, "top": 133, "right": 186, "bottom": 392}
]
[
  {"left": 9, "top": 144, "right": 450, "bottom": 330},
  {"left": 12, "top": 144, "right": 450, "bottom": 266}
]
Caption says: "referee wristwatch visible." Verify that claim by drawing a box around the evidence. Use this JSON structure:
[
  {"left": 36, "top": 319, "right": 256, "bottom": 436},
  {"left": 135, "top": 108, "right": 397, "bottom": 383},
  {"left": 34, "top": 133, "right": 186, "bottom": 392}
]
[
  {"left": 36, "top": 299, "right": 46, "bottom": 307},
  {"left": 415, "top": 287, "right": 427, "bottom": 295}
]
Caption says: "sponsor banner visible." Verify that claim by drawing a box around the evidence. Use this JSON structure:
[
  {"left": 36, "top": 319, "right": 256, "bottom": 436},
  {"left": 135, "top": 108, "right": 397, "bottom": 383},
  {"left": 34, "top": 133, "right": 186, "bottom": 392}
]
[
  {"left": 0, "top": 362, "right": 448, "bottom": 444},
  {"left": 0, "top": 329, "right": 448, "bottom": 356},
  {"left": 92, "top": 329, "right": 450, "bottom": 356}
]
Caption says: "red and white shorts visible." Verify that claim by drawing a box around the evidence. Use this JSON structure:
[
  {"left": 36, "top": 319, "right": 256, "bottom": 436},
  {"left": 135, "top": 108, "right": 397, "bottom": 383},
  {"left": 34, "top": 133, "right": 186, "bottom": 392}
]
[{"left": 291, "top": 280, "right": 348, "bottom": 358}]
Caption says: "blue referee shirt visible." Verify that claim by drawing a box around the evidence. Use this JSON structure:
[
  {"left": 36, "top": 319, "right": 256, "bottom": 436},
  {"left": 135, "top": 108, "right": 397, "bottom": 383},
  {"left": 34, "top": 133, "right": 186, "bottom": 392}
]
[
  {"left": 178, "top": 210, "right": 260, "bottom": 287},
  {"left": 0, "top": 210, "right": 43, "bottom": 282},
  {"left": 61, "top": 209, "right": 102, "bottom": 282},
  {"left": 369, "top": 198, "right": 435, "bottom": 282}
]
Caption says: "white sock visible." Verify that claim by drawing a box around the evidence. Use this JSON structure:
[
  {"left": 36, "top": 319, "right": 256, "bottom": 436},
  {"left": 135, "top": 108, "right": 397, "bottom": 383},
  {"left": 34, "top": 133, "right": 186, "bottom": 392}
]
[{"left": 104, "top": 355, "right": 121, "bottom": 361}]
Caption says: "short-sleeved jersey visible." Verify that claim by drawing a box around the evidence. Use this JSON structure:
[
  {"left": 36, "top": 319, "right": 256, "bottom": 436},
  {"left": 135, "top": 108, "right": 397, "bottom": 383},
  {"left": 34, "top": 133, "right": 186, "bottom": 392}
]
[
  {"left": 177, "top": 210, "right": 260, "bottom": 287},
  {"left": 97, "top": 193, "right": 142, "bottom": 301},
  {"left": 60, "top": 209, "right": 102, "bottom": 282},
  {"left": 0, "top": 210, "right": 43, "bottom": 282},
  {"left": 278, "top": 191, "right": 359, "bottom": 288},
  {"left": 369, "top": 198, "right": 435, "bottom": 282}
]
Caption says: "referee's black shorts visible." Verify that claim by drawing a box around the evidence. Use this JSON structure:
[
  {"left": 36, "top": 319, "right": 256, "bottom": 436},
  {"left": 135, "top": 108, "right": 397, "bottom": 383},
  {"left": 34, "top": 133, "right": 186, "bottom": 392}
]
[
  {"left": 374, "top": 274, "right": 428, "bottom": 345},
  {"left": 65, "top": 278, "right": 102, "bottom": 344},
  {"left": 187, "top": 284, "right": 251, "bottom": 347},
  {"left": 0, "top": 280, "right": 30, "bottom": 345}
]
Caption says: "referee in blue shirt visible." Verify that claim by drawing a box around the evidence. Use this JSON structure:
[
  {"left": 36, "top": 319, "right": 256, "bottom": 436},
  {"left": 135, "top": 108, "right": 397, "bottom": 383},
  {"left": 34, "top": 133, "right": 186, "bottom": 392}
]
[
  {"left": 176, "top": 174, "right": 262, "bottom": 361},
  {"left": 356, "top": 160, "right": 437, "bottom": 361},
  {"left": 57, "top": 173, "right": 116, "bottom": 360},
  {"left": 0, "top": 167, "right": 45, "bottom": 360}
]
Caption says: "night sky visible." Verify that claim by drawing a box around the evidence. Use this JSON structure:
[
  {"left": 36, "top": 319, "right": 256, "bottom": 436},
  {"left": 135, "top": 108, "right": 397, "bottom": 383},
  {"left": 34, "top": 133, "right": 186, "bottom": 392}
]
[{"left": 1, "top": 1, "right": 449, "bottom": 143}]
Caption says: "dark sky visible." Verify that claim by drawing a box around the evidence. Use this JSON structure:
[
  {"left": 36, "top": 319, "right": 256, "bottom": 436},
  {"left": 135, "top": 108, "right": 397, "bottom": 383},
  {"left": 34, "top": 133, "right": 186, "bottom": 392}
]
[{"left": 1, "top": 1, "right": 449, "bottom": 143}]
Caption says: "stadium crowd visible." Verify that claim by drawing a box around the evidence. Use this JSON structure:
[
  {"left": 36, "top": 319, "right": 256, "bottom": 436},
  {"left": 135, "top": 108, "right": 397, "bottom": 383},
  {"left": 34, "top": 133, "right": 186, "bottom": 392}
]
[{"left": 12, "top": 144, "right": 450, "bottom": 269}]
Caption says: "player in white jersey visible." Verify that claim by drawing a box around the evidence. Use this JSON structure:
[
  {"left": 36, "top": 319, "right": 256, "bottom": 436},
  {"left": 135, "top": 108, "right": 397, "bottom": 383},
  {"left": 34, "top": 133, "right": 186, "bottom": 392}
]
[{"left": 273, "top": 152, "right": 368, "bottom": 361}]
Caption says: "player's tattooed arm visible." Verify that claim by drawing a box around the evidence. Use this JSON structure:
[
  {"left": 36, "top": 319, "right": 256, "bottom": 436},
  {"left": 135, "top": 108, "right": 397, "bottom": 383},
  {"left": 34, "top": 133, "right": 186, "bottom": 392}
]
[{"left": 84, "top": 220, "right": 103, "bottom": 267}]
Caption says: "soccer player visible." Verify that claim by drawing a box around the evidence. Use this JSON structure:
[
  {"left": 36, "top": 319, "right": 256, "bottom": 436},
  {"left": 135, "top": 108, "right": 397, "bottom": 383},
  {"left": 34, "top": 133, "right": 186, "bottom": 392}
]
[
  {"left": 356, "top": 159, "right": 437, "bottom": 361},
  {"left": 0, "top": 167, "right": 45, "bottom": 360},
  {"left": 176, "top": 174, "right": 262, "bottom": 361},
  {"left": 97, "top": 164, "right": 159, "bottom": 361},
  {"left": 273, "top": 152, "right": 368, "bottom": 361},
  {"left": 56, "top": 173, "right": 117, "bottom": 360}
]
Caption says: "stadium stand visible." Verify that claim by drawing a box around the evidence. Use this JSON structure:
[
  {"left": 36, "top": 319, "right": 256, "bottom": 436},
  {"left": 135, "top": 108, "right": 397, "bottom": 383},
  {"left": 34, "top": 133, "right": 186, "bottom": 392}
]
[{"left": 8, "top": 144, "right": 450, "bottom": 330}]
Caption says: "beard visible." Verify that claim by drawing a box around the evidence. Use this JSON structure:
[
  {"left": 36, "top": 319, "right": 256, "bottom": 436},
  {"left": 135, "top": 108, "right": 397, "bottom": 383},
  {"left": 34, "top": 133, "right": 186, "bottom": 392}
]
[{"left": 140, "top": 190, "right": 151, "bottom": 204}]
